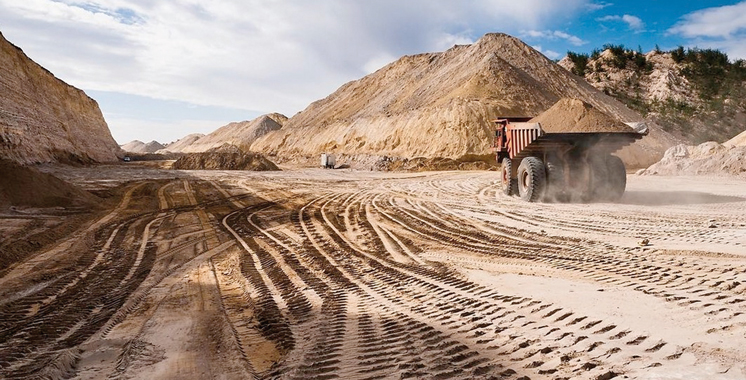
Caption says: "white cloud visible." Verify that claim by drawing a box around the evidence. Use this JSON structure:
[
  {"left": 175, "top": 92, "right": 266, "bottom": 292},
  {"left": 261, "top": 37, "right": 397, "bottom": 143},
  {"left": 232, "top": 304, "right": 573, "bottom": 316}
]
[
  {"left": 597, "top": 14, "right": 645, "bottom": 31},
  {"left": 669, "top": 2, "right": 746, "bottom": 38},
  {"left": 622, "top": 15, "right": 644, "bottom": 30},
  {"left": 668, "top": 2, "right": 746, "bottom": 59},
  {"left": 0, "top": 0, "right": 591, "bottom": 140},
  {"left": 532, "top": 45, "right": 561, "bottom": 60},
  {"left": 586, "top": 2, "right": 613, "bottom": 11},
  {"left": 362, "top": 54, "right": 398, "bottom": 74},
  {"left": 521, "top": 30, "right": 587, "bottom": 46},
  {"left": 433, "top": 32, "right": 475, "bottom": 51}
]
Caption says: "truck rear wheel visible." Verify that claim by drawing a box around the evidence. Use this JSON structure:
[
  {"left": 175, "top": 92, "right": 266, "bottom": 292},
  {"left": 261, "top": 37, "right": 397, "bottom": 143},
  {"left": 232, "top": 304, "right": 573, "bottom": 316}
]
[
  {"left": 603, "top": 155, "right": 626, "bottom": 201},
  {"left": 517, "top": 157, "right": 546, "bottom": 202},
  {"left": 544, "top": 157, "right": 568, "bottom": 202},
  {"left": 501, "top": 158, "right": 517, "bottom": 196},
  {"left": 589, "top": 154, "right": 627, "bottom": 202}
]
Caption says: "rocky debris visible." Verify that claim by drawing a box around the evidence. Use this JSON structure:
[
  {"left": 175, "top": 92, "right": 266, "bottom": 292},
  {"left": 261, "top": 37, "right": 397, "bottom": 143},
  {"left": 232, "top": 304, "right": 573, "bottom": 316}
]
[
  {"left": 121, "top": 140, "right": 165, "bottom": 154},
  {"left": 181, "top": 113, "right": 287, "bottom": 153},
  {"left": 641, "top": 142, "right": 746, "bottom": 178},
  {"left": 530, "top": 98, "right": 635, "bottom": 133},
  {"left": 250, "top": 33, "right": 676, "bottom": 169},
  {"left": 0, "top": 159, "right": 99, "bottom": 210},
  {"left": 157, "top": 133, "right": 205, "bottom": 153},
  {"left": 0, "top": 32, "right": 120, "bottom": 164},
  {"left": 123, "top": 152, "right": 181, "bottom": 161},
  {"left": 172, "top": 144, "right": 279, "bottom": 171},
  {"left": 373, "top": 156, "right": 496, "bottom": 171},
  {"left": 724, "top": 129, "right": 746, "bottom": 148}
]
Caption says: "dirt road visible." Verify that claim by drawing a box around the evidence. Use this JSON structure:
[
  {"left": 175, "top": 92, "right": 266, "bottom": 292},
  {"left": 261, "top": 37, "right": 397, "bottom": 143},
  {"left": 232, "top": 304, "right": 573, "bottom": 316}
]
[{"left": 1, "top": 166, "right": 745, "bottom": 379}]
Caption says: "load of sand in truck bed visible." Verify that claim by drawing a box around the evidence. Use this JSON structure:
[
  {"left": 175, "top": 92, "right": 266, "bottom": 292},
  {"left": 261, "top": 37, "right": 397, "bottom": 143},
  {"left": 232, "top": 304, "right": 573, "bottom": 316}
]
[{"left": 530, "top": 98, "right": 636, "bottom": 134}]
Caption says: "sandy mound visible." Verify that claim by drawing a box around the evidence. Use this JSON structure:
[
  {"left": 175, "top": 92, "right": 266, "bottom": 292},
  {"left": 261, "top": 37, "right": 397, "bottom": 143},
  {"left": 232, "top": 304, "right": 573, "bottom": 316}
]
[
  {"left": 172, "top": 145, "right": 279, "bottom": 171},
  {"left": 121, "top": 140, "right": 165, "bottom": 153},
  {"left": 250, "top": 33, "right": 677, "bottom": 169},
  {"left": 724, "top": 129, "right": 746, "bottom": 148},
  {"left": 0, "top": 159, "right": 99, "bottom": 209},
  {"left": 158, "top": 133, "right": 205, "bottom": 153},
  {"left": 530, "top": 98, "right": 635, "bottom": 133},
  {"left": 642, "top": 142, "right": 746, "bottom": 178},
  {"left": 182, "top": 113, "right": 287, "bottom": 153},
  {"left": 120, "top": 140, "right": 144, "bottom": 152}
]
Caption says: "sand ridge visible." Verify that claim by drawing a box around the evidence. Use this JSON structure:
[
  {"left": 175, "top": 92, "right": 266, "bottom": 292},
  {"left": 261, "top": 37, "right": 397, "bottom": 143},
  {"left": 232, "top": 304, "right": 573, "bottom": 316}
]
[
  {"left": 181, "top": 113, "right": 287, "bottom": 153},
  {"left": 249, "top": 33, "right": 677, "bottom": 168},
  {"left": 724, "top": 129, "right": 746, "bottom": 148},
  {"left": 0, "top": 32, "right": 119, "bottom": 164}
]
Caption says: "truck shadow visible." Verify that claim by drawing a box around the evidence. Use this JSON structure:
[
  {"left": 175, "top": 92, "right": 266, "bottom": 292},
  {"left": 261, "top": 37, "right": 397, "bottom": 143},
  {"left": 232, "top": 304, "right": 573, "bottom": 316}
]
[{"left": 620, "top": 191, "right": 746, "bottom": 206}]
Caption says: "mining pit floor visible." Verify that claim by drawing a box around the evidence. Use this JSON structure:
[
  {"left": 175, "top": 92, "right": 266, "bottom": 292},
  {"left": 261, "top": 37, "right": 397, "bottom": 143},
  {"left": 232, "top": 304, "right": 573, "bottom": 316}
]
[{"left": 1, "top": 164, "right": 746, "bottom": 380}]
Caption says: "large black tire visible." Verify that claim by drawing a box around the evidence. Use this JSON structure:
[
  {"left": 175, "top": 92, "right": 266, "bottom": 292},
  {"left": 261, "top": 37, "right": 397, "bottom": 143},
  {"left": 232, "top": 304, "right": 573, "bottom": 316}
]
[
  {"left": 544, "top": 157, "right": 567, "bottom": 202},
  {"left": 604, "top": 155, "right": 627, "bottom": 201},
  {"left": 564, "top": 155, "right": 592, "bottom": 203},
  {"left": 517, "top": 157, "right": 546, "bottom": 202},
  {"left": 501, "top": 157, "right": 517, "bottom": 196},
  {"left": 589, "top": 154, "right": 627, "bottom": 202}
]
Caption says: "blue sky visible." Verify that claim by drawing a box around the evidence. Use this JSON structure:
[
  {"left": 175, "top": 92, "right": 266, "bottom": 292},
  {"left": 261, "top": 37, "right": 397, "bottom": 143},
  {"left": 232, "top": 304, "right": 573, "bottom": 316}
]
[
  {"left": 1, "top": 1, "right": 745, "bottom": 144},
  {"left": 536, "top": 1, "right": 746, "bottom": 57}
]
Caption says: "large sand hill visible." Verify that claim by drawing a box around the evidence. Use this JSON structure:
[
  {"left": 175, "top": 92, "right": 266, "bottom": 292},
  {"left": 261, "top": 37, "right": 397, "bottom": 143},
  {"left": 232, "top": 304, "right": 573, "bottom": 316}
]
[{"left": 250, "top": 33, "right": 678, "bottom": 168}]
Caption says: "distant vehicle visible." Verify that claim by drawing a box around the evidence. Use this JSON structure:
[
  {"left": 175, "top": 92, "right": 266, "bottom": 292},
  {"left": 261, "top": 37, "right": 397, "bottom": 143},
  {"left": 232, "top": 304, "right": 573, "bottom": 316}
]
[
  {"left": 494, "top": 118, "right": 646, "bottom": 202},
  {"left": 321, "top": 153, "right": 336, "bottom": 169},
  {"left": 123, "top": 156, "right": 131, "bottom": 162}
]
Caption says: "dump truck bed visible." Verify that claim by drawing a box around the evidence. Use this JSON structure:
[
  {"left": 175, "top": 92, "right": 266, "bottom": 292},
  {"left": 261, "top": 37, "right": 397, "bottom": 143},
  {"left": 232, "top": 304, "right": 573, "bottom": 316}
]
[{"left": 499, "top": 121, "right": 645, "bottom": 160}]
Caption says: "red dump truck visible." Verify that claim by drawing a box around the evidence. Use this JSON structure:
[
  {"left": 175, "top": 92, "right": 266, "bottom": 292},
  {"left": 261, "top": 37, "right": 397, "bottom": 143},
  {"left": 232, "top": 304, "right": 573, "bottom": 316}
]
[{"left": 494, "top": 117, "right": 647, "bottom": 202}]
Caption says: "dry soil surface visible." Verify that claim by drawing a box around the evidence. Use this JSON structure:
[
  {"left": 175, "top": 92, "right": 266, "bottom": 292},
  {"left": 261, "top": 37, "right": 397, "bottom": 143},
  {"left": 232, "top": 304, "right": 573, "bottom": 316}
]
[{"left": 1, "top": 164, "right": 745, "bottom": 380}]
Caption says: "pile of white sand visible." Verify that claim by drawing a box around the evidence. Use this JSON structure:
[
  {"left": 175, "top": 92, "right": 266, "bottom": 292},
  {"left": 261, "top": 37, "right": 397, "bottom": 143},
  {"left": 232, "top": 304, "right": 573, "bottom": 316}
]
[{"left": 642, "top": 141, "right": 746, "bottom": 178}]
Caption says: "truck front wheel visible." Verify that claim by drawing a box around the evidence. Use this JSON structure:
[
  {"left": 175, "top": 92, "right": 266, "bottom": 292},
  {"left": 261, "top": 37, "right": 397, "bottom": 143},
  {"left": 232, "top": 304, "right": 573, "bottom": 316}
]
[
  {"left": 501, "top": 157, "right": 517, "bottom": 196},
  {"left": 544, "top": 157, "right": 568, "bottom": 202},
  {"left": 517, "top": 157, "right": 546, "bottom": 202}
]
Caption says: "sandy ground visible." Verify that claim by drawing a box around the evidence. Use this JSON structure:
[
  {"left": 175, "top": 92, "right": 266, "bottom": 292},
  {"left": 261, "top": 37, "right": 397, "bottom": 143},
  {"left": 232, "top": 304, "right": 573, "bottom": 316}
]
[{"left": 1, "top": 164, "right": 745, "bottom": 380}]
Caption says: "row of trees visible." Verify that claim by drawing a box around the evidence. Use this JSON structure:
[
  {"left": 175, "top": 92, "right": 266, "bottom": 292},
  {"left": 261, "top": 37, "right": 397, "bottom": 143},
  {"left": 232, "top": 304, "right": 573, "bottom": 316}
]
[
  {"left": 566, "top": 44, "right": 746, "bottom": 100},
  {"left": 566, "top": 44, "right": 649, "bottom": 76}
]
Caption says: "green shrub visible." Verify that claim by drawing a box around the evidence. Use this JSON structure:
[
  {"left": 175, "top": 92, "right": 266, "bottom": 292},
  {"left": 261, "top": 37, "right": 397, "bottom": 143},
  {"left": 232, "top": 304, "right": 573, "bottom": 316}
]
[
  {"left": 671, "top": 46, "right": 685, "bottom": 63},
  {"left": 567, "top": 51, "right": 590, "bottom": 76}
]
